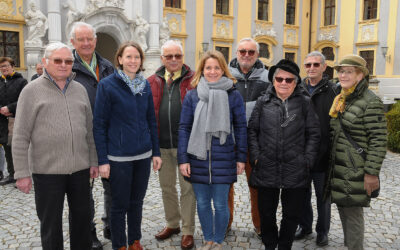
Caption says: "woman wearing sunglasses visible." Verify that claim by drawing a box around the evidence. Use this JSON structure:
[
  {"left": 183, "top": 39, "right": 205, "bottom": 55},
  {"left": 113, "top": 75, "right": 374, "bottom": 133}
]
[
  {"left": 93, "top": 41, "right": 162, "bottom": 250},
  {"left": 247, "top": 59, "right": 320, "bottom": 250},
  {"left": 177, "top": 50, "right": 247, "bottom": 250}
]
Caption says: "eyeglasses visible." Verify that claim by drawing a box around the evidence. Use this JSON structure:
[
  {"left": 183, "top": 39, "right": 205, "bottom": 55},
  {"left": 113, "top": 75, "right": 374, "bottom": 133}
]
[
  {"left": 238, "top": 49, "right": 256, "bottom": 56},
  {"left": 162, "top": 54, "right": 183, "bottom": 60},
  {"left": 338, "top": 70, "right": 355, "bottom": 75},
  {"left": 304, "top": 62, "right": 321, "bottom": 68},
  {"left": 275, "top": 77, "right": 295, "bottom": 84},
  {"left": 0, "top": 64, "right": 11, "bottom": 69},
  {"left": 49, "top": 58, "right": 74, "bottom": 66}
]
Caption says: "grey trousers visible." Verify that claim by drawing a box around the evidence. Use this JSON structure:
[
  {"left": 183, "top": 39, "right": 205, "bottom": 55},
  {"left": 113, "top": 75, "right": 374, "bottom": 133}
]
[{"left": 338, "top": 206, "right": 364, "bottom": 250}]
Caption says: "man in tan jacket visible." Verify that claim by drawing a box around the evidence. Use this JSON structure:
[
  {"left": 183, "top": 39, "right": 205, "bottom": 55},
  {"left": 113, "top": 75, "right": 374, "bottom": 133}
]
[{"left": 13, "top": 42, "right": 98, "bottom": 250}]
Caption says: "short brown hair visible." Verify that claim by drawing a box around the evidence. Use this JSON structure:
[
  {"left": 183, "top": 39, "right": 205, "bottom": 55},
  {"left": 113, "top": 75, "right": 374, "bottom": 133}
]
[
  {"left": 114, "top": 41, "right": 145, "bottom": 72},
  {"left": 191, "top": 50, "right": 236, "bottom": 87},
  {"left": 0, "top": 57, "right": 15, "bottom": 67}
]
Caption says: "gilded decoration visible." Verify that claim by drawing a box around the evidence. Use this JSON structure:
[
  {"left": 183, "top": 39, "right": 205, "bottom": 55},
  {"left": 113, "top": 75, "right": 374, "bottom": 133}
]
[
  {"left": 318, "top": 28, "right": 336, "bottom": 42},
  {"left": 168, "top": 17, "right": 180, "bottom": 33},
  {"left": 216, "top": 22, "right": 229, "bottom": 38},
  {"left": 253, "top": 22, "right": 277, "bottom": 38},
  {"left": 286, "top": 29, "right": 297, "bottom": 45},
  {"left": 360, "top": 24, "right": 375, "bottom": 42},
  {"left": 0, "top": 0, "right": 25, "bottom": 22}
]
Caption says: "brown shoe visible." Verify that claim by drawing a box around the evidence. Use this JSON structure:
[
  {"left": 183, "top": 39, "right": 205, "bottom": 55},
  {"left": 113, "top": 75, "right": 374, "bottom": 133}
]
[
  {"left": 118, "top": 247, "right": 127, "bottom": 250},
  {"left": 181, "top": 235, "right": 194, "bottom": 249},
  {"left": 155, "top": 227, "right": 181, "bottom": 240},
  {"left": 128, "top": 240, "right": 143, "bottom": 250}
]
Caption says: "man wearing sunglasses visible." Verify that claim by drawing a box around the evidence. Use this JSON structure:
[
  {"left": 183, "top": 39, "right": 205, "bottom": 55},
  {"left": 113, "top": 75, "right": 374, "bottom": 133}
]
[
  {"left": 294, "top": 51, "right": 336, "bottom": 246},
  {"left": 148, "top": 40, "right": 196, "bottom": 250},
  {"left": 228, "top": 37, "right": 270, "bottom": 237},
  {"left": 13, "top": 42, "right": 98, "bottom": 250},
  {"left": 70, "top": 21, "right": 114, "bottom": 249}
]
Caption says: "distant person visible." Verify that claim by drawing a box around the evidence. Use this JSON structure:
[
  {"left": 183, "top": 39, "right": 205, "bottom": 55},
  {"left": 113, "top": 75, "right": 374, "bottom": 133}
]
[
  {"left": 13, "top": 42, "right": 98, "bottom": 250},
  {"left": 30, "top": 63, "right": 43, "bottom": 81}
]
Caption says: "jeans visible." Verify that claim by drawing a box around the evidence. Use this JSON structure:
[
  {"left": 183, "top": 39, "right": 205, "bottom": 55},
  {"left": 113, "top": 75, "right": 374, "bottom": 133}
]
[
  {"left": 298, "top": 172, "right": 331, "bottom": 236},
  {"left": 109, "top": 158, "right": 151, "bottom": 249},
  {"left": 33, "top": 169, "right": 91, "bottom": 250},
  {"left": 192, "top": 183, "right": 230, "bottom": 244}
]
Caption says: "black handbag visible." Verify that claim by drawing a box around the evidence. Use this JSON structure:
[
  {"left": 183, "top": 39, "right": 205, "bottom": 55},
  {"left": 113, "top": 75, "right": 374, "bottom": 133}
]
[{"left": 339, "top": 115, "right": 380, "bottom": 198}]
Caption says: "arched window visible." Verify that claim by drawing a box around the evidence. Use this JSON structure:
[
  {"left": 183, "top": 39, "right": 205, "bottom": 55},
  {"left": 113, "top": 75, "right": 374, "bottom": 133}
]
[
  {"left": 259, "top": 43, "right": 270, "bottom": 59},
  {"left": 322, "top": 47, "right": 334, "bottom": 60}
]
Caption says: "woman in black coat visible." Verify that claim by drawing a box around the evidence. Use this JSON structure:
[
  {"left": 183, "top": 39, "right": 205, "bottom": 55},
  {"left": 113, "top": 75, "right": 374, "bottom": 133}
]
[{"left": 248, "top": 59, "right": 320, "bottom": 250}]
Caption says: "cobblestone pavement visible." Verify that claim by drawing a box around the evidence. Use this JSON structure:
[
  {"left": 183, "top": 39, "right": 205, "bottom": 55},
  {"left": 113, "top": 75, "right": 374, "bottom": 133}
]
[{"left": 1, "top": 151, "right": 400, "bottom": 249}]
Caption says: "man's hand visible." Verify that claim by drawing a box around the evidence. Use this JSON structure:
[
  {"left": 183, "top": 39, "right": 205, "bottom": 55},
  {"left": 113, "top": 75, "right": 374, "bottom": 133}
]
[
  {"left": 237, "top": 162, "right": 245, "bottom": 175},
  {"left": 0, "top": 106, "right": 12, "bottom": 116},
  {"left": 364, "top": 174, "right": 379, "bottom": 196},
  {"left": 90, "top": 166, "right": 99, "bottom": 178},
  {"left": 179, "top": 163, "right": 191, "bottom": 177},
  {"left": 152, "top": 156, "right": 162, "bottom": 172},
  {"left": 99, "top": 164, "right": 110, "bottom": 179},
  {"left": 16, "top": 177, "right": 32, "bottom": 194}
]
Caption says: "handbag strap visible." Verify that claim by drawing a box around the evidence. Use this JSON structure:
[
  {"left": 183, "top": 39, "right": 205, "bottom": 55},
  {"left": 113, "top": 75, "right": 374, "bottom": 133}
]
[{"left": 338, "top": 115, "right": 367, "bottom": 160}]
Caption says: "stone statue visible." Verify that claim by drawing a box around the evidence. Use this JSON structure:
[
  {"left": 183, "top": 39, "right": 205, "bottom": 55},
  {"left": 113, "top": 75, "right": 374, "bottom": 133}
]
[
  {"left": 134, "top": 15, "right": 150, "bottom": 52},
  {"left": 159, "top": 17, "right": 171, "bottom": 46},
  {"left": 86, "top": 0, "right": 125, "bottom": 11},
  {"left": 24, "top": 1, "right": 48, "bottom": 46},
  {"left": 64, "top": 1, "right": 84, "bottom": 40}
]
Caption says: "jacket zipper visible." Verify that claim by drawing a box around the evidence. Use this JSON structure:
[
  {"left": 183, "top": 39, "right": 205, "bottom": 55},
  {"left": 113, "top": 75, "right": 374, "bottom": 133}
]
[
  {"left": 209, "top": 147, "right": 212, "bottom": 184},
  {"left": 347, "top": 150, "right": 358, "bottom": 173},
  {"left": 168, "top": 84, "right": 175, "bottom": 148}
]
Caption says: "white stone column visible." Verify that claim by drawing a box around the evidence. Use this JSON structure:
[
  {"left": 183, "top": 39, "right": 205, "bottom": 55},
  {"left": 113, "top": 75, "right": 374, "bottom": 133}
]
[
  {"left": 147, "top": 0, "right": 160, "bottom": 53},
  {"left": 47, "top": 0, "right": 62, "bottom": 43}
]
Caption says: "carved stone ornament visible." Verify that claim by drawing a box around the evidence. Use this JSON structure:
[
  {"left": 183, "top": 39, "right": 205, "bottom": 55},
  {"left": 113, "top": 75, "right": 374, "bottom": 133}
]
[
  {"left": 0, "top": 0, "right": 13, "bottom": 17},
  {"left": 361, "top": 24, "right": 374, "bottom": 42},
  {"left": 216, "top": 22, "right": 230, "bottom": 38},
  {"left": 253, "top": 23, "right": 277, "bottom": 38},
  {"left": 318, "top": 29, "right": 336, "bottom": 42},
  {"left": 159, "top": 16, "right": 171, "bottom": 46},
  {"left": 286, "top": 30, "right": 296, "bottom": 44},
  {"left": 168, "top": 17, "right": 180, "bottom": 33},
  {"left": 134, "top": 14, "right": 150, "bottom": 52},
  {"left": 86, "top": 0, "right": 125, "bottom": 13},
  {"left": 24, "top": 1, "right": 48, "bottom": 47}
]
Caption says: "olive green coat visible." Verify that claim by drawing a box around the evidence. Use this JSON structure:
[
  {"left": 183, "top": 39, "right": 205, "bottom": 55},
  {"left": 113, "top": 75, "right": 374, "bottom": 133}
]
[{"left": 327, "top": 78, "right": 387, "bottom": 207}]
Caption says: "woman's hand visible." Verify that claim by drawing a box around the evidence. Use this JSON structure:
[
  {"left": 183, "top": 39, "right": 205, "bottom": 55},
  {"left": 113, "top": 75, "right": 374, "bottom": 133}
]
[
  {"left": 237, "top": 162, "right": 245, "bottom": 175},
  {"left": 179, "top": 163, "right": 191, "bottom": 177},
  {"left": 152, "top": 156, "right": 162, "bottom": 172},
  {"left": 364, "top": 174, "right": 379, "bottom": 196},
  {"left": 99, "top": 164, "right": 110, "bottom": 179}
]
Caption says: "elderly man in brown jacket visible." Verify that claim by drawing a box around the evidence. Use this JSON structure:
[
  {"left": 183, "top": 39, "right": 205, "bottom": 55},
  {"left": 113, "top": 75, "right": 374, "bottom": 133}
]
[{"left": 13, "top": 42, "right": 98, "bottom": 250}]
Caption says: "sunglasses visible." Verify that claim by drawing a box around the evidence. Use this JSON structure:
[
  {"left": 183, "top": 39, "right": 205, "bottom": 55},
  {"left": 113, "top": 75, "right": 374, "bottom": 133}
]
[
  {"left": 275, "top": 77, "right": 295, "bottom": 84},
  {"left": 238, "top": 49, "right": 256, "bottom": 56},
  {"left": 49, "top": 58, "right": 74, "bottom": 66},
  {"left": 304, "top": 62, "right": 321, "bottom": 68},
  {"left": 163, "top": 54, "right": 183, "bottom": 60}
]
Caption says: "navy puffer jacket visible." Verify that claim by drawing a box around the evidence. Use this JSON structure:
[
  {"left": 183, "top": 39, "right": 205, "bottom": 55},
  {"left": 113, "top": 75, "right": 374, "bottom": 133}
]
[{"left": 177, "top": 87, "right": 247, "bottom": 184}]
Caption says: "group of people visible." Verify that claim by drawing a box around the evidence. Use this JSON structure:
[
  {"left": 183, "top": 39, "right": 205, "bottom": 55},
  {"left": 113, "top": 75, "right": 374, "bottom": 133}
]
[{"left": 0, "top": 20, "right": 386, "bottom": 250}]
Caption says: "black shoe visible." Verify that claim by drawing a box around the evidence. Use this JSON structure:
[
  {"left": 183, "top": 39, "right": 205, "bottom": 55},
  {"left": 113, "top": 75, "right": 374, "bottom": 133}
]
[
  {"left": 294, "top": 227, "right": 312, "bottom": 240},
  {"left": 103, "top": 226, "right": 111, "bottom": 240},
  {"left": 92, "top": 231, "right": 103, "bottom": 250},
  {"left": 0, "top": 171, "right": 3, "bottom": 181},
  {"left": 316, "top": 234, "right": 328, "bottom": 246},
  {"left": 0, "top": 176, "right": 16, "bottom": 186}
]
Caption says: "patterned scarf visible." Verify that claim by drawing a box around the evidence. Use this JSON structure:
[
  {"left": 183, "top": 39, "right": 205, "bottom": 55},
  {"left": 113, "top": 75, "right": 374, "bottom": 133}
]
[
  {"left": 329, "top": 84, "right": 357, "bottom": 118},
  {"left": 118, "top": 70, "right": 146, "bottom": 95},
  {"left": 75, "top": 51, "right": 98, "bottom": 81}
]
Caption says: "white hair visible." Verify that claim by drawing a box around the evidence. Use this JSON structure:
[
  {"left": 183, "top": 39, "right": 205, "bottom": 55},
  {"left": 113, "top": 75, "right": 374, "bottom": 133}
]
[
  {"left": 160, "top": 40, "right": 183, "bottom": 56},
  {"left": 304, "top": 51, "right": 326, "bottom": 64},
  {"left": 43, "top": 42, "right": 72, "bottom": 59},
  {"left": 70, "top": 22, "right": 97, "bottom": 40},
  {"left": 236, "top": 37, "right": 260, "bottom": 53}
]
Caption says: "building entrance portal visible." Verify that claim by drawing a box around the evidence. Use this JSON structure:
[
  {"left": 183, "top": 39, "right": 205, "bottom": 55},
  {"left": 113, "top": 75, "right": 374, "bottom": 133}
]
[{"left": 96, "top": 33, "right": 118, "bottom": 64}]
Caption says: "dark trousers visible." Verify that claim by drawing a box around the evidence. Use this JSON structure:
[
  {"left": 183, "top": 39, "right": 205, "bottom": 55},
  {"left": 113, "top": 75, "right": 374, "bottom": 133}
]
[
  {"left": 3, "top": 144, "right": 14, "bottom": 178},
  {"left": 33, "top": 169, "right": 92, "bottom": 250},
  {"left": 109, "top": 158, "right": 151, "bottom": 249},
  {"left": 298, "top": 172, "right": 331, "bottom": 236},
  {"left": 101, "top": 178, "right": 112, "bottom": 229},
  {"left": 258, "top": 187, "right": 307, "bottom": 250}
]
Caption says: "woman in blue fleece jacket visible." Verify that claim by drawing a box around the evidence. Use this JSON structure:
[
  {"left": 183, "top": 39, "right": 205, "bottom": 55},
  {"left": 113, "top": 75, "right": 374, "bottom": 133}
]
[{"left": 93, "top": 41, "right": 162, "bottom": 250}]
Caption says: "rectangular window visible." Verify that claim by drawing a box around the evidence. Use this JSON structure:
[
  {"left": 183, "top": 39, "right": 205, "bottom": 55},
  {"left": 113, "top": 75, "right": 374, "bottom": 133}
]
[
  {"left": 216, "top": 0, "right": 229, "bottom": 15},
  {"left": 216, "top": 46, "right": 230, "bottom": 63},
  {"left": 0, "top": 31, "right": 20, "bottom": 67},
  {"left": 165, "top": 0, "right": 181, "bottom": 8},
  {"left": 324, "top": 0, "right": 335, "bottom": 26},
  {"left": 286, "top": 0, "right": 296, "bottom": 25},
  {"left": 285, "top": 52, "right": 295, "bottom": 62},
  {"left": 258, "top": 0, "right": 269, "bottom": 21},
  {"left": 363, "top": 0, "right": 377, "bottom": 20},
  {"left": 359, "top": 50, "right": 374, "bottom": 75}
]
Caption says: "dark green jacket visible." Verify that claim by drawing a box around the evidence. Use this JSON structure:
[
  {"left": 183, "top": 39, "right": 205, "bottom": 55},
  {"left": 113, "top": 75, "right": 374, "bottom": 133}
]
[{"left": 327, "top": 78, "right": 386, "bottom": 207}]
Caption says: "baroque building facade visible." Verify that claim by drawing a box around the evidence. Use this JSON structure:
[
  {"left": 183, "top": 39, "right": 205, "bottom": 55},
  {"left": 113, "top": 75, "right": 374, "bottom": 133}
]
[{"left": 1, "top": 0, "right": 399, "bottom": 98}]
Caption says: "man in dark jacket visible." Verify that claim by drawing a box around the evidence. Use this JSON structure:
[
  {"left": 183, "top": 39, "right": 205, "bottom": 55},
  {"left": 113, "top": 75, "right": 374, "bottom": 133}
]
[
  {"left": 294, "top": 51, "right": 336, "bottom": 246},
  {"left": 30, "top": 62, "right": 43, "bottom": 81},
  {"left": 70, "top": 21, "right": 114, "bottom": 249},
  {"left": 0, "top": 57, "right": 27, "bottom": 186},
  {"left": 148, "top": 40, "right": 196, "bottom": 250},
  {"left": 228, "top": 37, "right": 270, "bottom": 236}
]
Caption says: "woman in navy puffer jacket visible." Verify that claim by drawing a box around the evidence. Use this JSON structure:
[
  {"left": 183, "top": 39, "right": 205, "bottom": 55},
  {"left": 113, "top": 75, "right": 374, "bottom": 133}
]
[{"left": 177, "top": 51, "right": 247, "bottom": 250}]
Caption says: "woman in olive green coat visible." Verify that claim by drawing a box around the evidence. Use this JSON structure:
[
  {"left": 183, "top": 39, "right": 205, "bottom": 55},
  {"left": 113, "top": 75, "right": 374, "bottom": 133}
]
[{"left": 327, "top": 54, "right": 386, "bottom": 250}]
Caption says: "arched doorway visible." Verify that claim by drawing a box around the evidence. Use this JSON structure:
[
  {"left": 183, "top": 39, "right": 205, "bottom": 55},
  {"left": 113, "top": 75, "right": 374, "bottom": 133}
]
[{"left": 96, "top": 32, "right": 118, "bottom": 64}]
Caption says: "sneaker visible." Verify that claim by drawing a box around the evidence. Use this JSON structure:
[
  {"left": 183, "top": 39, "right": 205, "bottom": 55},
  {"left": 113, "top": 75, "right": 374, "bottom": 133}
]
[
  {"left": 198, "top": 242, "right": 213, "bottom": 250},
  {"left": 211, "top": 243, "right": 222, "bottom": 250}
]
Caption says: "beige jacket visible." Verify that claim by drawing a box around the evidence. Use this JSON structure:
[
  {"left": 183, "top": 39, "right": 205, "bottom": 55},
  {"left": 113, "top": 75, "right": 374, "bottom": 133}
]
[{"left": 12, "top": 74, "right": 98, "bottom": 179}]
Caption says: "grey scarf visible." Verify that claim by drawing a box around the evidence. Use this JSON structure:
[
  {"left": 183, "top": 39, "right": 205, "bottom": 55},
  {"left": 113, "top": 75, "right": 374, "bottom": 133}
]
[{"left": 187, "top": 76, "right": 233, "bottom": 160}]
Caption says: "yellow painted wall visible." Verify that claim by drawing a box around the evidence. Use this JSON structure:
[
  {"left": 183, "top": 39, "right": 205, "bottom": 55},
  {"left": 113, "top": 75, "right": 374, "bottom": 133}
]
[
  {"left": 195, "top": 0, "right": 205, "bottom": 67},
  {"left": 385, "top": 0, "right": 398, "bottom": 76},
  {"left": 338, "top": 0, "right": 357, "bottom": 59},
  {"left": 299, "top": 0, "right": 312, "bottom": 76},
  {"left": 236, "top": 0, "right": 253, "bottom": 41}
]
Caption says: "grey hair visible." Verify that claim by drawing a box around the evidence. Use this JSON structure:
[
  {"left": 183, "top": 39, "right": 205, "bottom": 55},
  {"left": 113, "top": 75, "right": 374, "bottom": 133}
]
[
  {"left": 43, "top": 42, "right": 72, "bottom": 59},
  {"left": 272, "top": 68, "right": 298, "bottom": 84},
  {"left": 70, "top": 22, "right": 97, "bottom": 40},
  {"left": 236, "top": 37, "right": 260, "bottom": 53},
  {"left": 304, "top": 51, "right": 326, "bottom": 64},
  {"left": 160, "top": 40, "right": 183, "bottom": 56}
]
